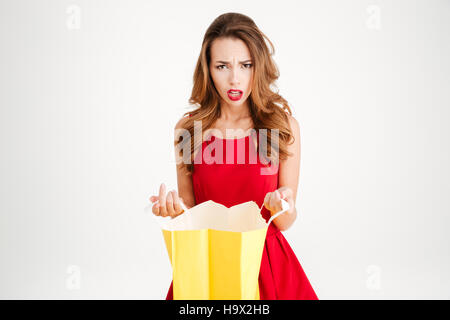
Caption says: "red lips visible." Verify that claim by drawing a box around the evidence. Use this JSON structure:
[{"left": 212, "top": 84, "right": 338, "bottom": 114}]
[{"left": 227, "top": 89, "right": 243, "bottom": 101}]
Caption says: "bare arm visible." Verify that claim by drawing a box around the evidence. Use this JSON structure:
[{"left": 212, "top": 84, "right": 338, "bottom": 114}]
[
  {"left": 174, "top": 117, "right": 196, "bottom": 209},
  {"left": 266, "top": 114, "right": 301, "bottom": 231}
]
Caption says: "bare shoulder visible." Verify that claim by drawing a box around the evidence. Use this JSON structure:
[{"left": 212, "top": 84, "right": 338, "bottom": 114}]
[
  {"left": 287, "top": 114, "right": 299, "bottom": 131},
  {"left": 175, "top": 115, "right": 189, "bottom": 130},
  {"left": 286, "top": 114, "right": 300, "bottom": 144}
]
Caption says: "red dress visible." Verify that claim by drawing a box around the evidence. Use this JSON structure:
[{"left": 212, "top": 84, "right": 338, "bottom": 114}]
[{"left": 165, "top": 130, "right": 318, "bottom": 300}]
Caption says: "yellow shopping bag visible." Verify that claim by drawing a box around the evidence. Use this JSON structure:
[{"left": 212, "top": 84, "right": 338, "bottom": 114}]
[{"left": 158, "top": 199, "right": 290, "bottom": 300}]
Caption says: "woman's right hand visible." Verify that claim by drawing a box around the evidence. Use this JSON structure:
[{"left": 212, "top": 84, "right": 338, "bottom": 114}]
[{"left": 149, "top": 183, "right": 186, "bottom": 218}]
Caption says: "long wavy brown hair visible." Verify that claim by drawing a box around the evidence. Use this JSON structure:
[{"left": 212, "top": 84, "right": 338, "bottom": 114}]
[{"left": 175, "top": 12, "right": 295, "bottom": 175}]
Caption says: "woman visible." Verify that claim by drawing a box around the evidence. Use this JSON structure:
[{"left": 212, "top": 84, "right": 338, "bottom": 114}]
[{"left": 149, "top": 12, "right": 318, "bottom": 300}]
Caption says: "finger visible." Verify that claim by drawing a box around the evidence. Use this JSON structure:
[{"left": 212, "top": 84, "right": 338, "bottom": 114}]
[
  {"left": 270, "top": 190, "right": 281, "bottom": 212},
  {"left": 172, "top": 190, "right": 183, "bottom": 216},
  {"left": 276, "top": 190, "right": 283, "bottom": 210},
  {"left": 269, "top": 191, "right": 276, "bottom": 211},
  {"left": 159, "top": 183, "right": 168, "bottom": 217},
  {"left": 166, "top": 191, "right": 175, "bottom": 217},
  {"left": 279, "top": 187, "right": 292, "bottom": 200},
  {"left": 272, "top": 192, "right": 279, "bottom": 212},
  {"left": 152, "top": 202, "right": 161, "bottom": 216},
  {"left": 264, "top": 192, "right": 273, "bottom": 211},
  {"left": 170, "top": 196, "right": 185, "bottom": 220},
  {"left": 149, "top": 195, "right": 158, "bottom": 203},
  {"left": 159, "top": 183, "right": 166, "bottom": 204}
]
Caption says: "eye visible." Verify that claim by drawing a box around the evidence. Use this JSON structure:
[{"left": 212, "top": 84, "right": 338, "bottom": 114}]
[
  {"left": 216, "top": 65, "right": 226, "bottom": 70},
  {"left": 244, "top": 63, "right": 253, "bottom": 68}
]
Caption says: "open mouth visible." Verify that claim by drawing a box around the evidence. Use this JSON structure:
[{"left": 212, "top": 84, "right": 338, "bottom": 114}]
[{"left": 227, "top": 89, "right": 243, "bottom": 101}]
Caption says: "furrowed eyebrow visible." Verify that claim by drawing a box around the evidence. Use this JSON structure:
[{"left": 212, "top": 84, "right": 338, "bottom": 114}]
[{"left": 215, "top": 60, "right": 253, "bottom": 64}]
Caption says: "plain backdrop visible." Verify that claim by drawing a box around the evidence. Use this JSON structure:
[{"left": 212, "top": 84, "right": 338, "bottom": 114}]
[{"left": 0, "top": 0, "right": 449, "bottom": 299}]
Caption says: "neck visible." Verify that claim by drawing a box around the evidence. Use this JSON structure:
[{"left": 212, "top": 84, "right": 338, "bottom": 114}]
[{"left": 219, "top": 102, "right": 251, "bottom": 122}]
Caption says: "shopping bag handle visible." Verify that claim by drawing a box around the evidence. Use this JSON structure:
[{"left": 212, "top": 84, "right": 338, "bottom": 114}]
[
  {"left": 147, "top": 198, "right": 287, "bottom": 222},
  {"left": 260, "top": 198, "right": 291, "bottom": 225},
  {"left": 145, "top": 189, "right": 289, "bottom": 227}
]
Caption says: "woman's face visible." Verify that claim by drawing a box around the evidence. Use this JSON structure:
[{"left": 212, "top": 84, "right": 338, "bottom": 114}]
[{"left": 209, "top": 37, "right": 254, "bottom": 108}]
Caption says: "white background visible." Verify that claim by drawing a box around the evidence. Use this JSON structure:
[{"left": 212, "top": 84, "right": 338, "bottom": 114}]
[{"left": 1, "top": 0, "right": 449, "bottom": 299}]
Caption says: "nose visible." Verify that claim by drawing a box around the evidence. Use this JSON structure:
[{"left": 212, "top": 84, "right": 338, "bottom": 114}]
[{"left": 229, "top": 67, "right": 240, "bottom": 85}]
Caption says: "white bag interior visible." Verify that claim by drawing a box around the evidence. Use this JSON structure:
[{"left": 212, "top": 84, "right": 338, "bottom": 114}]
[{"left": 159, "top": 200, "right": 268, "bottom": 232}]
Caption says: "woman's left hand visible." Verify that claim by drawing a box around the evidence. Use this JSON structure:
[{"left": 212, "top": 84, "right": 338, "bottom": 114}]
[{"left": 263, "top": 186, "right": 295, "bottom": 216}]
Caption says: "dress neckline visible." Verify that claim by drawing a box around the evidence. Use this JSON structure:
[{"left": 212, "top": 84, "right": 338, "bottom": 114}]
[
  {"left": 208, "top": 128, "right": 256, "bottom": 141},
  {"left": 210, "top": 134, "right": 251, "bottom": 140}
]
